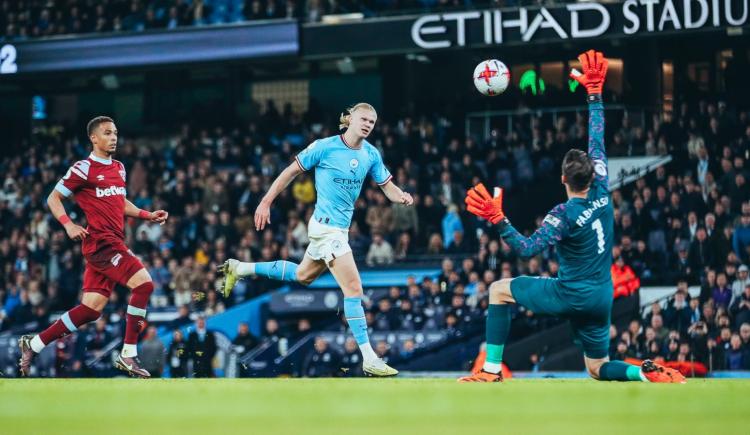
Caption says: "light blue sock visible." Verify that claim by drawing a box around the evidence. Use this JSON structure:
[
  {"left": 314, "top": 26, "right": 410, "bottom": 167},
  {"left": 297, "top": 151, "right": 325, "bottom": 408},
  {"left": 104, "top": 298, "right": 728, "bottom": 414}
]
[
  {"left": 344, "top": 297, "right": 369, "bottom": 345},
  {"left": 254, "top": 261, "right": 299, "bottom": 282}
]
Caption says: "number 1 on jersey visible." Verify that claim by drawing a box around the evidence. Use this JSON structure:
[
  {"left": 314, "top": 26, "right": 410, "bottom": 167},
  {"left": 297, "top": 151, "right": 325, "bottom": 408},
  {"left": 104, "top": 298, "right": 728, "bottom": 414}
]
[{"left": 591, "top": 218, "right": 605, "bottom": 254}]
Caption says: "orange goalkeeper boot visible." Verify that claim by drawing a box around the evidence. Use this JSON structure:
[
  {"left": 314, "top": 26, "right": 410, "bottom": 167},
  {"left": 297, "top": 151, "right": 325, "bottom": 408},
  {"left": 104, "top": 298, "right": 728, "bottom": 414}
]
[
  {"left": 458, "top": 370, "right": 503, "bottom": 383},
  {"left": 641, "top": 359, "right": 687, "bottom": 384}
]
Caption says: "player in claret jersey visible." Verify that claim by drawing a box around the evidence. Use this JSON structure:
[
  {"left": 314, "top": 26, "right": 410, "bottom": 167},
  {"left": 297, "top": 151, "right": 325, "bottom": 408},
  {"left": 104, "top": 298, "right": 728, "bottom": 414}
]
[{"left": 18, "top": 116, "right": 169, "bottom": 378}]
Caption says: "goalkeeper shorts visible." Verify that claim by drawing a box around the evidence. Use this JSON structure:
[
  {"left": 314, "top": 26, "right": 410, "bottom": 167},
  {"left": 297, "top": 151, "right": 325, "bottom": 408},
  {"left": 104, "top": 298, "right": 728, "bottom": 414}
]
[
  {"left": 305, "top": 217, "right": 352, "bottom": 265},
  {"left": 510, "top": 275, "right": 613, "bottom": 359}
]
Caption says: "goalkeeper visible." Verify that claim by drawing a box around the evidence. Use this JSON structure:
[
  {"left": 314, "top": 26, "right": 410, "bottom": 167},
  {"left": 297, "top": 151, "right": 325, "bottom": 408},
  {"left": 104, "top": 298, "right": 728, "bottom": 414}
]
[{"left": 459, "top": 50, "right": 685, "bottom": 383}]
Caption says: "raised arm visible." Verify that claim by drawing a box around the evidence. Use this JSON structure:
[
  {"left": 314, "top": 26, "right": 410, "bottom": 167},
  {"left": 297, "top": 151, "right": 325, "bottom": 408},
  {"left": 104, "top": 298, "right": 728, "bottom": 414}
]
[
  {"left": 498, "top": 204, "right": 570, "bottom": 260},
  {"left": 570, "top": 49, "right": 609, "bottom": 187},
  {"left": 587, "top": 98, "right": 607, "bottom": 184}
]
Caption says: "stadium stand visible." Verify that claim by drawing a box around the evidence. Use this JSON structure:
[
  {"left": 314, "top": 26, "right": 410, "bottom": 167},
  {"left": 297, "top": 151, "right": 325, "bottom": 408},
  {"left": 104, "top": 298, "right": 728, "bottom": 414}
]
[
  {"left": 1, "top": 92, "right": 750, "bottom": 376},
  {"left": 1, "top": 0, "right": 749, "bottom": 378},
  {"left": 0, "top": 0, "right": 581, "bottom": 40}
]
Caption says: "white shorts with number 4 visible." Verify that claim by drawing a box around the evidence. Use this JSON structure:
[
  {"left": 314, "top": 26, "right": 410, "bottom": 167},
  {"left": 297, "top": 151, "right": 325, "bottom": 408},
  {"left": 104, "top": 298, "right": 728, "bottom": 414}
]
[{"left": 305, "top": 218, "right": 351, "bottom": 265}]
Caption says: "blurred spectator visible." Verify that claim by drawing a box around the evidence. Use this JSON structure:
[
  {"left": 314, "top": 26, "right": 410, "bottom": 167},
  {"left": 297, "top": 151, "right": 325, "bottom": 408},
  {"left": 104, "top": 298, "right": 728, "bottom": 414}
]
[
  {"left": 168, "top": 329, "right": 189, "bottom": 378},
  {"left": 366, "top": 232, "right": 394, "bottom": 266},
  {"left": 730, "top": 286, "right": 750, "bottom": 326},
  {"left": 734, "top": 213, "right": 750, "bottom": 264},
  {"left": 712, "top": 273, "right": 733, "bottom": 310},
  {"left": 650, "top": 313, "right": 668, "bottom": 343},
  {"left": 187, "top": 316, "right": 217, "bottom": 377},
  {"left": 340, "top": 337, "right": 364, "bottom": 377},
  {"left": 724, "top": 334, "right": 750, "bottom": 370},
  {"left": 441, "top": 204, "right": 463, "bottom": 249},
  {"left": 664, "top": 290, "right": 691, "bottom": 334},
  {"left": 611, "top": 256, "right": 640, "bottom": 298},
  {"left": 374, "top": 340, "right": 395, "bottom": 363},
  {"left": 140, "top": 326, "right": 165, "bottom": 377},
  {"left": 732, "top": 265, "right": 750, "bottom": 299},
  {"left": 740, "top": 323, "right": 750, "bottom": 348},
  {"left": 232, "top": 322, "right": 259, "bottom": 354},
  {"left": 302, "top": 336, "right": 341, "bottom": 377},
  {"left": 365, "top": 192, "right": 393, "bottom": 235}
]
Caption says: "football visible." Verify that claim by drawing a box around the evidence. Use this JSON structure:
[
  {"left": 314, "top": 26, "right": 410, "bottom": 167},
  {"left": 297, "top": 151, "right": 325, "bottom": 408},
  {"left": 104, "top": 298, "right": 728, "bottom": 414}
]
[{"left": 473, "top": 59, "right": 510, "bottom": 96}]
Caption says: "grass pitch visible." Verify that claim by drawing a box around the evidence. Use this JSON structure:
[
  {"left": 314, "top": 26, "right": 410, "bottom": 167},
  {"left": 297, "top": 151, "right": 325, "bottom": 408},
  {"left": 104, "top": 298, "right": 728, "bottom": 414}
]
[{"left": 1, "top": 378, "right": 747, "bottom": 435}]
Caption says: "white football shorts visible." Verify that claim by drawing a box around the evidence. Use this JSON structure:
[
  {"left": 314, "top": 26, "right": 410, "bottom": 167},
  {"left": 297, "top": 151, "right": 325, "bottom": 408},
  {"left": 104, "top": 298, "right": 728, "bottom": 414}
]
[{"left": 304, "top": 218, "right": 351, "bottom": 265}]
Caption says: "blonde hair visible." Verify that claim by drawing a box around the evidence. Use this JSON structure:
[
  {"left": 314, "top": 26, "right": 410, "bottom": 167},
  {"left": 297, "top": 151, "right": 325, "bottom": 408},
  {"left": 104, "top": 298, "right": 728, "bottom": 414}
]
[{"left": 339, "top": 103, "right": 377, "bottom": 131}]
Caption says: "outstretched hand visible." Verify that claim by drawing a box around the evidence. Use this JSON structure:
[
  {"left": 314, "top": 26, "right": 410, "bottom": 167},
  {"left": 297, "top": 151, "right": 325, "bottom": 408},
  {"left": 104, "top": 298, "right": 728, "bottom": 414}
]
[
  {"left": 570, "top": 49, "right": 608, "bottom": 95},
  {"left": 464, "top": 183, "right": 505, "bottom": 224}
]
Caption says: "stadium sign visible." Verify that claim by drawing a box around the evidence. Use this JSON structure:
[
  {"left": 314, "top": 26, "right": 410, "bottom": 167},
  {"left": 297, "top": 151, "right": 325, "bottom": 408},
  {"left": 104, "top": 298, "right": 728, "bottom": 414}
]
[
  {"left": 410, "top": 0, "right": 748, "bottom": 49},
  {"left": 303, "top": 0, "right": 749, "bottom": 58},
  {"left": 0, "top": 20, "right": 298, "bottom": 75}
]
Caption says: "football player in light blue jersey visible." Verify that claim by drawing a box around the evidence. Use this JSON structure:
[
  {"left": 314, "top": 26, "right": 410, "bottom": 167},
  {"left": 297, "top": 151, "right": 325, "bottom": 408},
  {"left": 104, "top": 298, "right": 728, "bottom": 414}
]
[{"left": 219, "top": 103, "right": 413, "bottom": 376}]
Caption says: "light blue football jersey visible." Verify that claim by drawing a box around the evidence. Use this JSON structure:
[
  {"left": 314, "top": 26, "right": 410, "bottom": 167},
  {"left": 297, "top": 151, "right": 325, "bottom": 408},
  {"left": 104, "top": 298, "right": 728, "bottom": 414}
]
[{"left": 295, "top": 134, "right": 392, "bottom": 229}]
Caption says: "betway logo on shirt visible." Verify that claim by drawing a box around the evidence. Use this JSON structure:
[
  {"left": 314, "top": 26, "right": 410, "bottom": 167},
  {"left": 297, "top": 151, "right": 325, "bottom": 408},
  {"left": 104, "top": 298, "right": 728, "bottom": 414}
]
[{"left": 96, "top": 186, "right": 126, "bottom": 198}]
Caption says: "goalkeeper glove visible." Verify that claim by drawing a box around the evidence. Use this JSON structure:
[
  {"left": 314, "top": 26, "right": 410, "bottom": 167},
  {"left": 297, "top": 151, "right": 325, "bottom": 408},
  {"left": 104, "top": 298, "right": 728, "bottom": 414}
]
[
  {"left": 465, "top": 183, "right": 505, "bottom": 224},
  {"left": 570, "top": 49, "right": 608, "bottom": 96}
]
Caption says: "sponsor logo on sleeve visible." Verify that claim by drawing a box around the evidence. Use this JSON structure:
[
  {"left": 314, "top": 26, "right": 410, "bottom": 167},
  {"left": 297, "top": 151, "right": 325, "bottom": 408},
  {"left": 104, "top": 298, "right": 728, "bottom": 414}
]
[{"left": 543, "top": 214, "right": 561, "bottom": 227}]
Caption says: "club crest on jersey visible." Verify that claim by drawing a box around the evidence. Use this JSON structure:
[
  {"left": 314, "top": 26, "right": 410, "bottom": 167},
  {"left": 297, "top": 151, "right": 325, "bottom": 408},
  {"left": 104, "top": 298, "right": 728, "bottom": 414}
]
[
  {"left": 119, "top": 169, "right": 126, "bottom": 181},
  {"left": 349, "top": 159, "right": 359, "bottom": 169}
]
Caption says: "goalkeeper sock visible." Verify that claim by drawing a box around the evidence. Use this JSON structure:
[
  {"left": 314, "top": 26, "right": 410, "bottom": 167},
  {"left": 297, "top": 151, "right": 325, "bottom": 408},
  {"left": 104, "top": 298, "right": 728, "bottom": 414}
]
[
  {"left": 344, "top": 297, "right": 377, "bottom": 361},
  {"left": 483, "top": 304, "right": 511, "bottom": 374},
  {"left": 598, "top": 361, "right": 645, "bottom": 381},
  {"left": 251, "top": 261, "right": 299, "bottom": 282}
]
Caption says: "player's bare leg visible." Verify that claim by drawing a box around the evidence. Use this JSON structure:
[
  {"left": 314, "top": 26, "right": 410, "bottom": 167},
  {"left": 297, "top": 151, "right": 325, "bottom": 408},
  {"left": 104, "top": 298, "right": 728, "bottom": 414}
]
[
  {"left": 328, "top": 252, "right": 397, "bottom": 377},
  {"left": 114, "top": 268, "right": 154, "bottom": 378},
  {"left": 218, "top": 256, "right": 322, "bottom": 297},
  {"left": 459, "top": 278, "right": 514, "bottom": 383}
]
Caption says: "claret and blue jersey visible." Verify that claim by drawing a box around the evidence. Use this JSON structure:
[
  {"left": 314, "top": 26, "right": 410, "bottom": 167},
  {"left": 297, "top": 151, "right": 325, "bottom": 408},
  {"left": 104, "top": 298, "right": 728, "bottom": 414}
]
[{"left": 295, "top": 134, "right": 392, "bottom": 229}]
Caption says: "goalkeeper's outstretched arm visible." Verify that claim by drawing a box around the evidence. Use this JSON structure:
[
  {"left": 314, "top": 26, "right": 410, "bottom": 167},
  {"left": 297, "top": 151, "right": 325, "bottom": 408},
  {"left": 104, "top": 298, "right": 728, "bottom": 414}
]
[
  {"left": 497, "top": 204, "right": 570, "bottom": 260},
  {"left": 586, "top": 96, "right": 608, "bottom": 188},
  {"left": 571, "top": 49, "right": 609, "bottom": 188},
  {"left": 465, "top": 183, "right": 570, "bottom": 259}
]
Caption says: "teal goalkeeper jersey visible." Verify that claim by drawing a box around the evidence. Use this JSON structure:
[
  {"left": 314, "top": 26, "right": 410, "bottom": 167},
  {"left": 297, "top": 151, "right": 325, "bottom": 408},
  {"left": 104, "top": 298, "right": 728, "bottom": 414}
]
[
  {"left": 295, "top": 134, "right": 392, "bottom": 229},
  {"left": 499, "top": 100, "right": 613, "bottom": 286}
]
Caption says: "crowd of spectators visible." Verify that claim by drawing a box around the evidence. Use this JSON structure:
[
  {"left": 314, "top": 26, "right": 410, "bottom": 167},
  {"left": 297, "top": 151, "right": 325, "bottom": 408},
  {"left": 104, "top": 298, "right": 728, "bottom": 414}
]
[
  {"left": 609, "top": 280, "right": 750, "bottom": 371},
  {"left": 1, "top": 0, "right": 572, "bottom": 40},
  {"left": 1, "top": 92, "right": 749, "bottom": 374}
]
